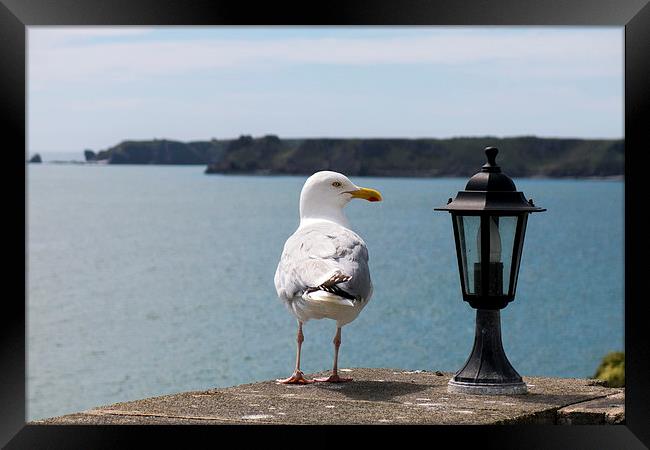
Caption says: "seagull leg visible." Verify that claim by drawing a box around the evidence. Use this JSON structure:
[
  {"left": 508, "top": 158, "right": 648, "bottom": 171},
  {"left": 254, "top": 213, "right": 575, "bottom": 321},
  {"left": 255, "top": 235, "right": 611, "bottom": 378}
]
[
  {"left": 276, "top": 321, "right": 313, "bottom": 384},
  {"left": 314, "top": 326, "right": 352, "bottom": 383}
]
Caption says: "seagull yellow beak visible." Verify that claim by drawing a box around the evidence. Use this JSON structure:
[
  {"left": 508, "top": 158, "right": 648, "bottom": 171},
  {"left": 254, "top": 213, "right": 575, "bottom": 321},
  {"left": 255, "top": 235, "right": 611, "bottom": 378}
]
[{"left": 349, "top": 187, "right": 383, "bottom": 202}]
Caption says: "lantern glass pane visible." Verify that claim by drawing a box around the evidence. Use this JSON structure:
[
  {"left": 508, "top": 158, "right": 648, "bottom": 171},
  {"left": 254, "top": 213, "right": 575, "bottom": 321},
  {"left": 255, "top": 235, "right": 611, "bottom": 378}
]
[
  {"left": 456, "top": 215, "right": 481, "bottom": 295},
  {"left": 487, "top": 215, "right": 518, "bottom": 296},
  {"left": 510, "top": 214, "right": 528, "bottom": 296}
]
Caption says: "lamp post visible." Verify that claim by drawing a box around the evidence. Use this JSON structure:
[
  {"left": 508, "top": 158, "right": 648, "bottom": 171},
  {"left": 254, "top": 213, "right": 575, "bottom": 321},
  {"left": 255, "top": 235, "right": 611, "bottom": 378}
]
[{"left": 435, "top": 147, "right": 545, "bottom": 395}]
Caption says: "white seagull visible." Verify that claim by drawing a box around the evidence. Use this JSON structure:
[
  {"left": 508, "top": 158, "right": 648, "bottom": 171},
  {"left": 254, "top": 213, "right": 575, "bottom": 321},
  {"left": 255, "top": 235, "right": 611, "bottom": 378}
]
[{"left": 274, "top": 171, "right": 382, "bottom": 384}]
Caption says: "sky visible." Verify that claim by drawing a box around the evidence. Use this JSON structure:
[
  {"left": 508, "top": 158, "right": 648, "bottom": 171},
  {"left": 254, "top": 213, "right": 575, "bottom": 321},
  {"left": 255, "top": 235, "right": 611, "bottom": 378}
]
[{"left": 28, "top": 27, "right": 623, "bottom": 153}]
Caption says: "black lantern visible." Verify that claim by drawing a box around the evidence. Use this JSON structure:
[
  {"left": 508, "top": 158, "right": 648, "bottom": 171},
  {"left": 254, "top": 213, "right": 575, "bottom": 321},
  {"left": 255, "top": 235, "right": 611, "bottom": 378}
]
[{"left": 435, "top": 147, "right": 545, "bottom": 394}]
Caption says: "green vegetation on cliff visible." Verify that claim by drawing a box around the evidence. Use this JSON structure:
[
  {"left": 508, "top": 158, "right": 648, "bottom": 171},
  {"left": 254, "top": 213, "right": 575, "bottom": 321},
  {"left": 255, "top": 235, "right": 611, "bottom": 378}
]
[
  {"left": 95, "top": 139, "right": 228, "bottom": 165},
  {"left": 593, "top": 351, "right": 624, "bottom": 387},
  {"left": 92, "top": 135, "right": 623, "bottom": 178}
]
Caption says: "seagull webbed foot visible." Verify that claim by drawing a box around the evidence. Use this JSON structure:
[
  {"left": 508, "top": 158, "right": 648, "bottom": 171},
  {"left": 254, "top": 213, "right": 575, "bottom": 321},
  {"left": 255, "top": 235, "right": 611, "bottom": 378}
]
[
  {"left": 276, "top": 370, "right": 314, "bottom": 384},
  {"left": 314, "top": 373, "right": 352, "bottom": 383}
]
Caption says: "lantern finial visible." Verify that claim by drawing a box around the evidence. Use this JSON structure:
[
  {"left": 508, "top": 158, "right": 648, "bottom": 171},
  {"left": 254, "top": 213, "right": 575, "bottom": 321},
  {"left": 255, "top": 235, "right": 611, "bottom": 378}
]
[{"left": 482, "top": 147, "right": 500, "bottom": 173}]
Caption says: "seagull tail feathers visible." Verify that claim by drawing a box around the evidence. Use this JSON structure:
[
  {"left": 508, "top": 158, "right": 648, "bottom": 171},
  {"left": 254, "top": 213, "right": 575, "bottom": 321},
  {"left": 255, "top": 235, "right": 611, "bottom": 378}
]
[{"left": 302, "top": 290, "right": 355, "bottom": 307}]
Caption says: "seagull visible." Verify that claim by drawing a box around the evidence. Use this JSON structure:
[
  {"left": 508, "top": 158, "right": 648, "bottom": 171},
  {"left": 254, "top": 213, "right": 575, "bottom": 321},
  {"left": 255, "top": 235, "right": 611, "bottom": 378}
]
[{"left": 274, "top": 171, "right": 382, "bottom": 384}]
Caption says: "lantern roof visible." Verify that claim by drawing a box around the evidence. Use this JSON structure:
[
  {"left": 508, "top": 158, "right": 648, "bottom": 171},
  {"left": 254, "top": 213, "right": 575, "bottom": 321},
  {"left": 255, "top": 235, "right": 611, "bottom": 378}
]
[{"left": 435, "top": 147, "right": 546, "bottom": 213}]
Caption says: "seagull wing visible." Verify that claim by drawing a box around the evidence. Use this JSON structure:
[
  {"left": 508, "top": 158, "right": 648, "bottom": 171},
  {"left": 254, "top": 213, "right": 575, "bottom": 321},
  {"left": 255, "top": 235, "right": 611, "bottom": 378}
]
[{"left": 274, "top": 222, "right": 372, "bottom": 304}]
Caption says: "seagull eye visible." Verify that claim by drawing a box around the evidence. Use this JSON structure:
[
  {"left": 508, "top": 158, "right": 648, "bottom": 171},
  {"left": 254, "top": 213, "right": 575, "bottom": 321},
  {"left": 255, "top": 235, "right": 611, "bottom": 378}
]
[{"left": 332, "top": 181, "right": 342, "bottom": 188}]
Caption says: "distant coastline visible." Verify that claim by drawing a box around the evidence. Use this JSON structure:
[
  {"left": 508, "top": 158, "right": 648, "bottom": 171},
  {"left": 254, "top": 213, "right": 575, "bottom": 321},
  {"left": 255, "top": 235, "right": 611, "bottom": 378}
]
[{"left": 36, "top": 135, "right": 624, "bottom": 178}]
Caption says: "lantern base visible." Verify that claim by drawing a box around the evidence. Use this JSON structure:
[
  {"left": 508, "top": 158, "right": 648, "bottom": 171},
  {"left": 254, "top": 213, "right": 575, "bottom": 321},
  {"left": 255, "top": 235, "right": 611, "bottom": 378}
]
[
  {"left": 447, "top": 379, "right": 528, "bottom": 395},
  {"left": 449, "top": 308, "right": 528, "bottom": 395}
]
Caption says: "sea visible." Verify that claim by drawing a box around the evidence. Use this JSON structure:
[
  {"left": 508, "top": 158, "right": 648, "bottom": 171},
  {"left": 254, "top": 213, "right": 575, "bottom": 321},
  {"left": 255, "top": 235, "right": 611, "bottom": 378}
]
[{"left": 27, "top": 159, "right": 624, "bottom": 421}]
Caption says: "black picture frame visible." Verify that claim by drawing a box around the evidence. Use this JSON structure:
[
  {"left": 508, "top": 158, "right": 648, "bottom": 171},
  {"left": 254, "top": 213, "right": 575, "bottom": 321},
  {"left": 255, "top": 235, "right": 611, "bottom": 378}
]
[{"left": 2, "top": 0, "right": 648, "bottom": 447}]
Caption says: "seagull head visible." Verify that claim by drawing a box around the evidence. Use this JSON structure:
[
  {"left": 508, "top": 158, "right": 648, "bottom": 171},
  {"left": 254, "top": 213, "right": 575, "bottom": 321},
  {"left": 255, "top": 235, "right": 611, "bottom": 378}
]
[{"left": 299, "top": 171, "right": 382, "bottom": 226}]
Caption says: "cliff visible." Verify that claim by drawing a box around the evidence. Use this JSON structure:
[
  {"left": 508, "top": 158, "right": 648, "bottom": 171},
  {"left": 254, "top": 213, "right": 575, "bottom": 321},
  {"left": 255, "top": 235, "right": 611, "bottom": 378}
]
[
  {"left": 91, "top": 135, "right": 624, "bottom": 178},
  {"left": 94, "top": 139, "right": 227, "bottom": 165}
]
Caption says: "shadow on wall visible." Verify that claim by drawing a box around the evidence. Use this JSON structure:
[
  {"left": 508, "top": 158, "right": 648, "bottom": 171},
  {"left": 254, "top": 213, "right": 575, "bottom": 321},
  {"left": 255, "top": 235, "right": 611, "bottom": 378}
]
[{"left": 314, "top": 380, "right": 430, "bottom": 402}]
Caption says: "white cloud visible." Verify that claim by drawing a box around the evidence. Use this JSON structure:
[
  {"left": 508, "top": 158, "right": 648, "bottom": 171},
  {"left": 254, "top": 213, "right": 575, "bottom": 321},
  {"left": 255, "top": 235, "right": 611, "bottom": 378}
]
[{"left": 28, "top": 28, "right": 622, "bottom": 88}]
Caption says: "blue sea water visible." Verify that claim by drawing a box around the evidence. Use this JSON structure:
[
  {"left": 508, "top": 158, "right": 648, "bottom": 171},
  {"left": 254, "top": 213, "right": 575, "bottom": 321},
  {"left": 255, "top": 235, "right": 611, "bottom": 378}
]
[{"left": 27, "top": 164, "right": 624, "bottom": 420}]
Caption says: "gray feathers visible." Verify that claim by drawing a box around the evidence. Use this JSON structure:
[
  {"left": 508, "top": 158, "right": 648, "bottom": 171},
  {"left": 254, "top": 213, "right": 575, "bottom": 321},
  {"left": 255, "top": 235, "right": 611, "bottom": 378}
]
[{"left": 274, "top": 221, "right": 372, "bottom": 306}]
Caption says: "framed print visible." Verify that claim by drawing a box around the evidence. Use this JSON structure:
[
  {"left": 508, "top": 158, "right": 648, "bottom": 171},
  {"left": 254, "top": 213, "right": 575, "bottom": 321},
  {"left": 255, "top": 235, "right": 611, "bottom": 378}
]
[{"left": 2, "top": 0, "right": 648, "bottom": 447}]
